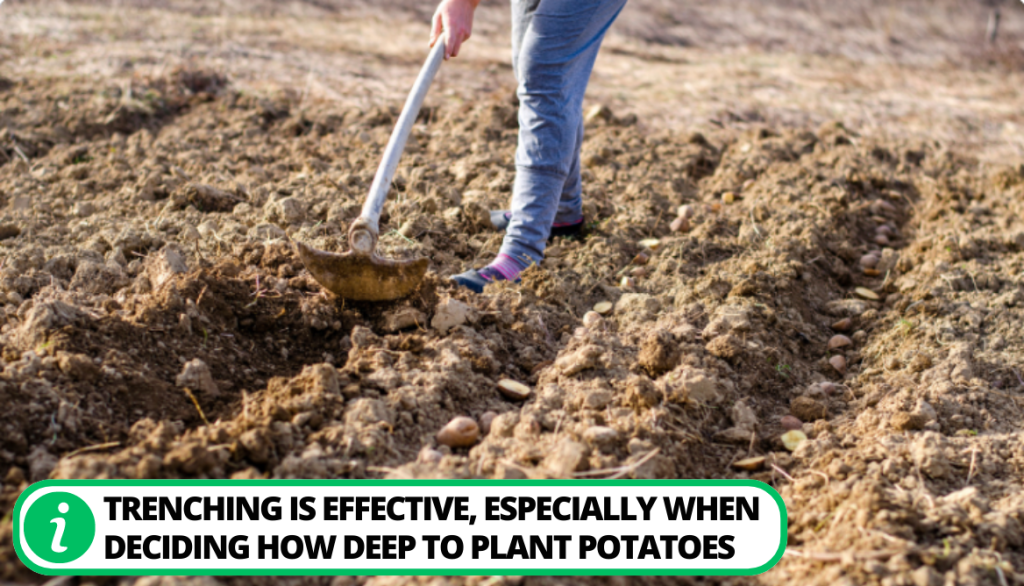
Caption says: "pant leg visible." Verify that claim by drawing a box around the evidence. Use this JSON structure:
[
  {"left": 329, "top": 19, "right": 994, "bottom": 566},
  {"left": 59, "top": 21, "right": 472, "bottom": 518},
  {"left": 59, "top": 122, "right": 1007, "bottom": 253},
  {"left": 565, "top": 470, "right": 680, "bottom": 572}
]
[
  {"left": 511, "top": 0, "right": 541, "bottom": 80},
  {"left": 555, "top": 117, "right": 584, "bottom": 226},
  {"left": 501, "top": 0, "right": 627, "bottom": 266},
  {"left": 513, "top": 0, "right": 586, "bottom": 228}
]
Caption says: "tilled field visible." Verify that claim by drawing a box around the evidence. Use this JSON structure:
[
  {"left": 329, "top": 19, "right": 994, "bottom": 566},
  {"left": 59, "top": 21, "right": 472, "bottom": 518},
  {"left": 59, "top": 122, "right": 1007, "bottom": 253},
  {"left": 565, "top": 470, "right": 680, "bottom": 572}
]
[{"left": 0, "top": 56, "right": 1023, "bottom": 586}]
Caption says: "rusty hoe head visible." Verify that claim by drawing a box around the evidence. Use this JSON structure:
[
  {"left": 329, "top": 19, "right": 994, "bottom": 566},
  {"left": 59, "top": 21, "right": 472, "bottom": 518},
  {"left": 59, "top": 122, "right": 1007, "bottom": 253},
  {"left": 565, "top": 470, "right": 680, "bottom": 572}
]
[{"left": 293, "top": 219, "right": 428, "bottom": 302}]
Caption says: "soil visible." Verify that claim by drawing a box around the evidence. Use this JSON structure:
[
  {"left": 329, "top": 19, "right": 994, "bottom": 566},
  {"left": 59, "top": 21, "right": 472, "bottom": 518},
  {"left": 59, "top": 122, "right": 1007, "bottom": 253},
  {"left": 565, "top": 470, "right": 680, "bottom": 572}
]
[{"left": 1, "top": 1, "right": 1024, "bottom": 586}]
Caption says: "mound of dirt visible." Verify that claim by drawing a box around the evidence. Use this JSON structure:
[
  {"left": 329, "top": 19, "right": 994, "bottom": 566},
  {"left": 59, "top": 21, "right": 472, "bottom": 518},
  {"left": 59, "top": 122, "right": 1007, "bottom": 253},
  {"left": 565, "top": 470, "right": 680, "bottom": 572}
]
[{"left": 0, "top": 69, "right": 1022, "bottom": 586}]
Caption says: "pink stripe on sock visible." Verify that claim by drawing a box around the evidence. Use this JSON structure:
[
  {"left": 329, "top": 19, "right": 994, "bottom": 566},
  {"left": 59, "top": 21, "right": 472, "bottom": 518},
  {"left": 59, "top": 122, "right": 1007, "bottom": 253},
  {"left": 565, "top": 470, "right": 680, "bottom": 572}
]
[{"left": 487, "top": 254, "right": 522, "bottom": 281}]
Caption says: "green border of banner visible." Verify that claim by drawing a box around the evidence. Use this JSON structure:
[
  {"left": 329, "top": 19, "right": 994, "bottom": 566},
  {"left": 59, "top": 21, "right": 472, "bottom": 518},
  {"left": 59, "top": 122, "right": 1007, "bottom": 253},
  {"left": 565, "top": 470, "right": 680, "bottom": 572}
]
[{"left": 14, "top": 479, "right": 787, "bottom": 577}]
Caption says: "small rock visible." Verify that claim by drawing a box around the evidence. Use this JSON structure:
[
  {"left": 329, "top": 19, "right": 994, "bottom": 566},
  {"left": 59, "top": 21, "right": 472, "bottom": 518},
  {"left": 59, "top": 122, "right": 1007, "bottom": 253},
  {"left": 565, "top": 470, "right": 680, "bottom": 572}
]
[
  {"left": 542, "top": 440, "right": 590, "bottom": 477},
  {"left": 730, "top": 400, "right": 758, "bottom": 431},
  {"left": 638, "top": 238, "right": 660, "bottom": 250},
  {"left": 614, "top": 293, "right": 660, "bottom": 318},
  {"left": 593, "top": 301, "right": 613, "bottom": 315},
  {"left": 913, "top": 400, "right": 937, "bottom": 423},
  {"left": 677, "top": 204, "right": 695, "bottom": 220},
  {"left": 582, "top": 311, "right": 604, "bottom": 328},
  {"left": 855, "top": 287, "right": 880, "bottom": 301},
  {"left": 431, "top": 298, "right": 472, "bottom": 333},
  {"left": 418, "top": 446, "right": 443, "bottom": 464},
  {"left": 585, "top": 104, "right": 613, "bottom": 124},
  {"left": 179, "top": 225, "right": 201, "bottom": 243},
  {"left": 828, "top": 334, "right": 852, "bottom": 350},
  {"left": 874, "top": 234, "right": 890, "bottom": 246},
  {"left": 72, "top": 202, "right": 96, "bottom": 217},
  {"left": 831, "top": 318, "right": 852, "bottom": 331},
  {"left": 181, "top": 183, "right": 242, "bottom": 212},
  {"left": 494, "top": 462, "right": 528, "bottom": 480},
  {"left": 176, "top": 358, "right": 219, "bottom": 397},
  {"left": 497, "top": 379, "right": 532, "bottom": 401},
  {"left": 148, "top": 246, "right": 189, "bottom": 288},
  {"left": 780, "top": 415, "right": 803, "bottom": 430},
  {"left": 249, "top": 223, "right": 287, "bottom": 241},
  {"left": 714, "top": 427, "right": 755, "bottom": 445},
  {"left": 829, "top": 355, "right": 847, "bottom": 375},
  {"left": 673, "top": 368, "right": 721, "bottom": 403},
  {"left": 556, "top": 345, "right": 603, "bottom": 377},
  {"left": 806, "top": 381, "right": 839, "bottom": 397},
  {"left": 781, "top": 430, "right": 807, "bottom": 452},
  {"left": 892, "top": 411, "right": 927, "bottom": 431},
  {"left": 871, "top": 199, "right": 897, "bottom": 214},
  {"left": 732, "top": 456, "right": 765, "bottom": 471},
  {"left": 398, "top": 219, "right": 420, "bottom": 239},
  {"left": 790, "top": 396, "right": 827, "bottom": 421},
  {"left": 824, "top": 299, "right": 872, "bottom": 317},
  {"left": 489, "top": 413, "right": 519, "bottom": 438},
  {"left": 56, "top": 351, "right": 100, "bottom": 382},
  {"left": 584, "top": 387, "right": 614, "bottom": 410},
  {"left": 265, "top": 196, "right": 306, "bottom": 225},
  {"left": 383, "top": 307, "right": 427, "bottom": 332},
  {"left": 197, "top": 220, "right": 218, "bottom": 238},
  {"left": 583, "top": 426, "right": 619, "bottom": 448},
  {"left": 479, "top": 411, "right": 498, "bottom": 435},
  {"left": 860, "top": 254, "right": 880, "bottom": 268},
  {"left": 436, "top": 416, "right": 480, "bottom": 448},
  {"left": 702, "top": 307, "right": 752, "bottom": 338},
  {"left": 670, "top": 216, "right": 690, "bottom": 233},
  {"left": 910, "top": 566, "right": 942, "bottom": 586},
  {"left": 910, "top": 432, "right": 950, "bottom": 478}
]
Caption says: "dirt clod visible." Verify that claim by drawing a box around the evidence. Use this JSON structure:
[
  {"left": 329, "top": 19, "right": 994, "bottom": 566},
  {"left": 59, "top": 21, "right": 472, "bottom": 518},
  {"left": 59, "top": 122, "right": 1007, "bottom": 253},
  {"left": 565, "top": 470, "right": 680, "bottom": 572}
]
[
  {"left": 431, "top": 298, "right": 472, "bottom": 333},
  {"left": 790, "top": 396, "right": 827, "bottom": 421},
  {"left": 175, "top": 358, "right": 219, "bottom": 397},
  {"left": 637, "top": 330, "right": 679, "bottom": 376}
]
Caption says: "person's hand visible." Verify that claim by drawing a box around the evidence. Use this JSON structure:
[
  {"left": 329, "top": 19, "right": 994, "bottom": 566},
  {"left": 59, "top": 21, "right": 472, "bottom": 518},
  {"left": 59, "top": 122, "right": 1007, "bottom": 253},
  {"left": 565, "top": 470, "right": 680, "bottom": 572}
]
[{"left": 430, "top": 0, "right": 479, "bottom": 60}]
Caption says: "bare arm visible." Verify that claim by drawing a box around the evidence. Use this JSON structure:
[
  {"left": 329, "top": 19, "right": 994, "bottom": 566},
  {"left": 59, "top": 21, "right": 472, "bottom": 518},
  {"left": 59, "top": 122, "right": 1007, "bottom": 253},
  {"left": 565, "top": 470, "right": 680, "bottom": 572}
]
[{"left": 430, "top": 0, "right": 480, "bottom": 59}]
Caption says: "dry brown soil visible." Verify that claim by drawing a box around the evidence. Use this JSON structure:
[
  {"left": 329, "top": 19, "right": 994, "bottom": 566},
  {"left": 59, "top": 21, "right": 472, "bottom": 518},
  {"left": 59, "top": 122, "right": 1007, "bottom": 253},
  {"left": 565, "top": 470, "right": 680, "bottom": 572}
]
[{"left": 1, "top": 1, "right": 1024, "bottom": 586}]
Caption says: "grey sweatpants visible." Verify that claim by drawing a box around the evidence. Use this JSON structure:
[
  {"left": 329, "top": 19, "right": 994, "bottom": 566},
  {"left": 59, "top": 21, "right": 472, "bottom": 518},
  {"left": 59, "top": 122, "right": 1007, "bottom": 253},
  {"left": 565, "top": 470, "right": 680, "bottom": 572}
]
[{"left": 501, "top": 0, "right": 627, "bottom": 267}]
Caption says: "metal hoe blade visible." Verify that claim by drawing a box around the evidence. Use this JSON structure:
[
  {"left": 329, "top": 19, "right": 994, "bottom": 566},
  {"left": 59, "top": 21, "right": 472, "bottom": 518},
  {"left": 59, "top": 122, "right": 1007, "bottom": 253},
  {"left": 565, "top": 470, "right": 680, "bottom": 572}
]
[{"left": 293, "top": 240, "right": 428, "bottom": 302}]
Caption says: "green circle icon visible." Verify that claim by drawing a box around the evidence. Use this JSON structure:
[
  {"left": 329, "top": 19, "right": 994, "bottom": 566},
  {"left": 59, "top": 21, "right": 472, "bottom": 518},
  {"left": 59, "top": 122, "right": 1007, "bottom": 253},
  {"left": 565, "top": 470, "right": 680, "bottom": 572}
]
[{"left": 22, "top": 491, "right": 96, "bottom": 564}]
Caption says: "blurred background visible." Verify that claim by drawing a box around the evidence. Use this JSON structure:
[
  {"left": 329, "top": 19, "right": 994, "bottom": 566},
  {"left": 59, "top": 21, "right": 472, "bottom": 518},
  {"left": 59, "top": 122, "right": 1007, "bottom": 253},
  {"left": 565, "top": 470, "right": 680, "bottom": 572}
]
[{"left": 1, "top": 0, "right": 1023, "bottom": 163}]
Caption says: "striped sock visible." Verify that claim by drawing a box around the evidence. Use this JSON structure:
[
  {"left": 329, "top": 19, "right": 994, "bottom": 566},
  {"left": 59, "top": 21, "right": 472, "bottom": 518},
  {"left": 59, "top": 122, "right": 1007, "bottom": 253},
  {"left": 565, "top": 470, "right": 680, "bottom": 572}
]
[{"left": 481, "top": 253, "right": 528, "bottom": 282}]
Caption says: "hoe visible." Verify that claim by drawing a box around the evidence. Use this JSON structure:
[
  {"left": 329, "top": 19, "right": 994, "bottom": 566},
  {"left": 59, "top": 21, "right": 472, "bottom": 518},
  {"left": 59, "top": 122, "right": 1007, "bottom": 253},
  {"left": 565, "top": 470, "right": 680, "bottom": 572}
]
[{"left": 294, "top": 41, "right": 445, "bottom": 301}]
